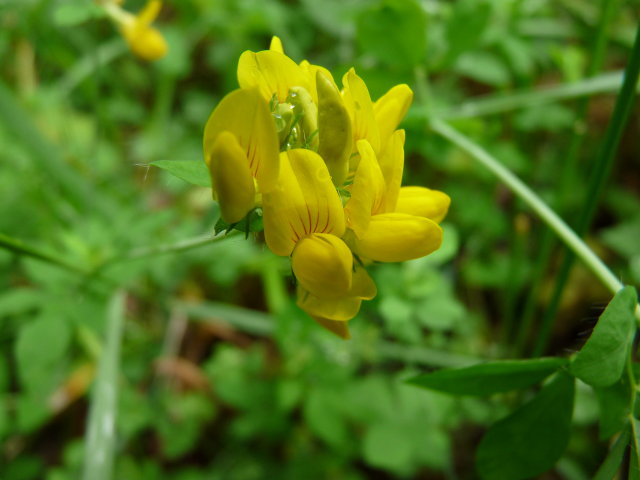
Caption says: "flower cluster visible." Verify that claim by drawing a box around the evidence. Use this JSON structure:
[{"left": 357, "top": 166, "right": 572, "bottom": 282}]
[{"left": 203, "top": 37, "right": 450, "bottom": 339}]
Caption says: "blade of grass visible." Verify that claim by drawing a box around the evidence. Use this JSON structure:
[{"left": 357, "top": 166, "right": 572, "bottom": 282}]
[
  {"left": 532, "top": 22, "right": 640, "bottom": 356},
  {"left": 432, "top": 70, "right": 628, "bottom": 120},
  {"left": 429, "top": 119, "right": 640, "bottom": 325},
  {"left": 81, "top": 290, "right": 126, "bottom": 480},
  {"left": 515, "top": 0, "right": 621, "bottom": 355}
]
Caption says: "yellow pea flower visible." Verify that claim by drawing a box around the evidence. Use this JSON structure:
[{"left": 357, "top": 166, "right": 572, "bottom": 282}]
[
  {"left": 237, "top": 47, "right": 311, "bottom": 104},
  {"left": 262, "top": 148, "right": 377, "bottom": 336},
  {"left": 395, "top": 186, "right": 451, "bottom": 223},
  {"left": 345, "top": 138, "right": 446, "bottom": 263},
  {"left": 200, "top": 35, "right": 451, "bottom": 338},
  {"left": 203, "top": 88, "right": 279, "bottom": 223},
  {"left": 341, "top": 68, "right": 414, "bottom": 160},
  {"left": 102, "top": 0, "right": 168, "bottom": 61}
]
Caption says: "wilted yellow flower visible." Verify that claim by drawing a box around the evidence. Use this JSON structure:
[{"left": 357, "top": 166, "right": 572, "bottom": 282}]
[{"left": 101, "top": 0, "right": 168, "bottom": 61}]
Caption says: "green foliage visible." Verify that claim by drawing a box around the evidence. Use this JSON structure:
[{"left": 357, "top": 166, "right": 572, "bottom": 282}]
[
  {"left": 570, "top": 286, "right": 637, "bottom": 387},
  {"left": 356, "top": 0, "right": 426, "bottom": 69},
  {"left": 1, "top": 0, "right": 639, "bottom": 479},
  {"left": 408, "top": 357, "right": 567, "bottom": 396},
  {"left": 151, "top": 160, "right": 212, "bottom": 187},
  {"left": 476, "top": 372, "right": 575, "bottom": 480}
]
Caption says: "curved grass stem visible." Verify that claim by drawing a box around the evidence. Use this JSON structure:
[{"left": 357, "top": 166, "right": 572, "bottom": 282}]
[{"left": 429, "top": 119, "right": 640, "bottom": 324}]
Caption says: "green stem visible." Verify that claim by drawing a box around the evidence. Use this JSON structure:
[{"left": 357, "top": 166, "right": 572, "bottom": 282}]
[
  {"left": 433, "top": 70, "right": 628, "bottom": 120},
  {"left": 101, "top": 231, "right": 239, "bottom": 267},
  {"left": 260, "top": 258, "right": 288, "bottom": 315},
  {"left": 532, "top": 21, "right": 640, "bottom": 356},
  {"left": 429, "top": 120, "right": 625, "bottom": 297},
  {"left": 516, "top": 0, "right": 620, "bottom": 356},
  {"left": 0, "top": 232, "right": 88, "bottom": 275}
]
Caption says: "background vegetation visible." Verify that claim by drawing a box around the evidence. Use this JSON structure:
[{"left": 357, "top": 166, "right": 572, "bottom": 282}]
[{"left": 1, "top": 0, "right": 639, "bottom": 478}]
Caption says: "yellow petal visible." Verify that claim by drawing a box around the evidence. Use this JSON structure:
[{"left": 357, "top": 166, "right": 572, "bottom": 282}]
[
  {"left": 123, "top": 24, "right": 168, "bottom": 61},
  {"left": 350, "top": 265, "right": 377, "bottom": 300},
  {"left": 297, "top": 288, "right": 362, "bottom": 321},
  {"left": 120, "top": 1, "right": 167, "bottom": 61},
  {"left": 263, "top": 149, "right": 345, "bottom": 256},
  {"left": 354, "top": 212, "right": 443, "bottom": 262},
  {"left": 269, "top": 36, "right": 284, "bottom": 54},
  {"left": 378, "top": 129, "right": 405, "bottom": 212},
  {"left": 344, "top": 139, "right": 386, "bottom": 237},
  {"left": 341, "top": 68, "right": 380, "bottom": 157},
  {"left": 311, "top": 315, "right": 351, "bottom": 339},
  {"left": 300, "top": 60, "right": 337, "bottom": 105},
  {"left": 238, "top": 50, "right": 310, "bottom": 103},
  {"left": 374, "top": 84, "right": 413, "bottom": 147},
  {"left": 203, "top": 88, "right": 279, "bottom": 192},
  {"left": 296, "top": 266, "right": 376, "bottom": 321},
  {"left": 137, "top": 0, "right": 162, "bottom": 24},
  {"left": 207, "top": 131, "right": 256, "bottom": 223},
  {"left": 395, "top": 187, "right": 451, "bottom": 223},
  {"left": 292, "top": 234, "right": 352, "bottom": 299},
  {"left": 316, "top": 70, "right": 352, "bottom": 186}
]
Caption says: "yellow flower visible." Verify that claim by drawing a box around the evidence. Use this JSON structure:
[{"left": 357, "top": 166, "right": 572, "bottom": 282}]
[
  {"left": 341, "top": 68, "right": 413, "bottom": 162},
  {"left": 103, "top": 0, "right": 168, "bottom": 61},
  {"left": 237, "top": 38, "right": 352, "bottom": 186},
  {"left": 200, "top": 35, "right": 450, "bottom": 338},
  {"left": 262, "top": 148, "right": 376, "bottom": 338},
  {"left": 203, "top": 88, "right": 279, "bottom": 223},
  {"left": 345, "top": 138, "right": 449, "bottom": 263}
]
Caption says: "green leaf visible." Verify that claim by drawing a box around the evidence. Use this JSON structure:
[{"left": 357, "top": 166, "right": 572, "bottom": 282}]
[
  {"left": 442, "top": 0, "right": 491, "bottom": 66},
  {"left": 303, "top": 388, "right": 349, "bottom": 450},
  {"left": 632, "top": 418, "right": 640, "bottom": 480},
  {"left": 363, "top": 422, "right": 415, "bottom": 472},
  {"left": 214, "top": 209, "right": 264, "bottom": 236},
  {"left": 455, "top": 51, "right": 511, "bottom": 87},
  {"left": 81, "top": 291, "right": 126, "bottom": 480},
  {"left": 595, "top": 377, "right": 631, "bottom": 440},
  {"left": 476, "top": 372, "right": 575, "bottom": 480},
  {"left": 356, "top": 0, "right": 427, "bottom": 68},
  {"left": 593, "top": 424, "right": 630, "bottom": 480},
  {"left": 151, "top": 160, "right": 211, "bottom": 187},
  {"left": 570, "top": 286, "right": 637, "bottom": 387},
  {"left": 407, "top": 357, "right": 566, "bottom": 396},
  {"left": 53, "top": 2, "right": 103, "bottom": 26}
]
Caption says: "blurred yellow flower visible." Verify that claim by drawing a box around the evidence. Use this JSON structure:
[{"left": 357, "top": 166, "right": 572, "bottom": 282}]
[{"left": 101, "top": 0, "right": 168, "bottom": 61}]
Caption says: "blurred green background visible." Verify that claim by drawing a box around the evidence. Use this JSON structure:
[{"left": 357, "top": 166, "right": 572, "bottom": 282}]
[{"left": 1, "top": 0, "right": 639, "bottom": 478}]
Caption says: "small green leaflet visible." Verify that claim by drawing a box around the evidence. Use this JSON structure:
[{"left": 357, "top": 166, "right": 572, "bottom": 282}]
[
  {"left": 570, "top": 286, "right": 637, "bottom": 387},
  {"left": 214, "top": 209, "right": 264, "bottom": 236},
  {"left": 595, "top": 377, "right": 631, "bottom": 440},
  {"left": 632, "top": 418, "right": 640, "bottom": 480},
  {"left": 476, "top": 371, "right": 575, "bottom": 480},
  {"left": 151, "top": 160, "right": 211, "bottom": 187},
  {"left": 407, "top": 357, "right": 566, "bottom": 396},
  {"left": 593, "top": 424, "right": 630, "bottom": 480}
]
